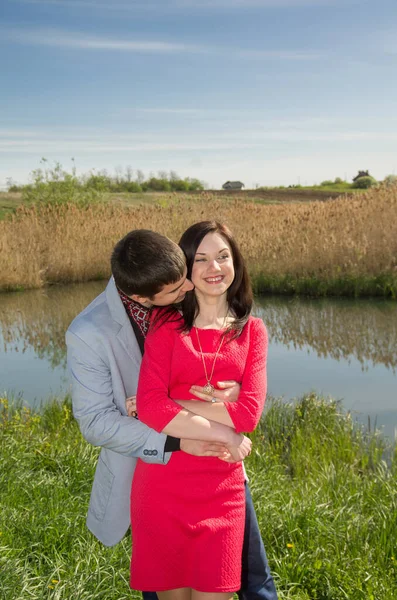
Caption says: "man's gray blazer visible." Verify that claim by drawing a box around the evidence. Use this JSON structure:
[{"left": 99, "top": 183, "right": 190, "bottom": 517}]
[{"left": 66, "top": 277, "right": 169, "bottom": 547}]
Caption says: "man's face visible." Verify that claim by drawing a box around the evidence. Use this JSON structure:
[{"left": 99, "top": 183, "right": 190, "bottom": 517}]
[
  {"left": 150, "top": 267, "right": 194, "bottom": 306},
  {"left": 131, "top": 267, "right": 194, "bottom": 307}
]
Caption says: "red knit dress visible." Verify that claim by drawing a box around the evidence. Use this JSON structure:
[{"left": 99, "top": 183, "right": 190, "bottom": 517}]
[{"left": 130, "top": 316, "right": 268, "bottom": 593}]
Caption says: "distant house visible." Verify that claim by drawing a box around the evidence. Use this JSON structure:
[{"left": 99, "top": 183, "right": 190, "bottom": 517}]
[
  {"left": 222, "top": 181, "right": 245, "bottom": 190},
  {"left": 353, "top": 170, "right": 370, "bottom": 182}
]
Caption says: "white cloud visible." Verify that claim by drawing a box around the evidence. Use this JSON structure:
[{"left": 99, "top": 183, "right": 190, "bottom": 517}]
[
  {"left": 2, "top": 27, "right": 323, "bottom": 60},
  {"left": 15, "top": 0, "right": 352, "bottom": 9},
  {"left": 2, "top": 28, "right": 206, "bottom": 54},
  {"left": 1, "top": 125, "right": 397, "bottom": 156}
]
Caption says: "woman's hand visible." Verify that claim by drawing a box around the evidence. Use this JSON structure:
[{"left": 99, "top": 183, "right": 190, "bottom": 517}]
[
  {"left": 189, "top": 380, "right": 241, "bottom": 403},
  {"left": 221, "top": 433, "right": 252, "bottom": 463},
  {"left": 126, "top": 395, "right": 137, "bottom": 418}
]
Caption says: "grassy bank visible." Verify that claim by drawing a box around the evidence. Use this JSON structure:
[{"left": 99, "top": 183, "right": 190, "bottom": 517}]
[
  {"left": 1, "top": 394, "right": 396, "bottom": 599},
  {"left": 0, "top": 185, "right": 360, "bottom": 220},
  {"left": 0, "top": 185, "right": 396, "bottom": 297}
]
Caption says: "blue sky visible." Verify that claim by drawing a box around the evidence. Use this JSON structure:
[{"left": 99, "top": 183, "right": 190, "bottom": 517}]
[{"left": 1, "top": 0, "right": 396, "bottom": 188}]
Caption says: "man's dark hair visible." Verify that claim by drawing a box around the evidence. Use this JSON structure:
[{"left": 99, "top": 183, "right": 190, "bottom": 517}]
[
  {"left": 111, "top": 230, "right": 186, "bottom": 298},
  {"left": 179, "top": 221, "right": 253, "bottom": 337}
]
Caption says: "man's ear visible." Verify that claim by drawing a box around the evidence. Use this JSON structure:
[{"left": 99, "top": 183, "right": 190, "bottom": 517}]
[{"left": 129, "top": 294, "right": 151, "bottom": 305}]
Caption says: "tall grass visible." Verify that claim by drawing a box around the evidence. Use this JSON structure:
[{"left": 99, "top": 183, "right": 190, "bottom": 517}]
[
  {"left": 1, "top": 394, "right": 396, "bottom": 599},
  {"left": 0, "top": 185, "right": 396, "bottom": 296}
]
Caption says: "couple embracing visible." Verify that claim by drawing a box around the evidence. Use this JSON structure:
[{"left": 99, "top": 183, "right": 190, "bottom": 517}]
[{"left": 66, "top": 220, "right": 278, "bottom": 600}]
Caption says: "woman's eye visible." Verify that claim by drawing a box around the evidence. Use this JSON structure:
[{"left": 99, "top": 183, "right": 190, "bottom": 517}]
[
  {"left": 195, "top": 258, "right": 206, "bottom": 262},
  {"left": 218, "top": 255, "right": 229, "bottom": 260}
]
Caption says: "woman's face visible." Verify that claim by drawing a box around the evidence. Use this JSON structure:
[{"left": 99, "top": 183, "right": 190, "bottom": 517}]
[{"left": 191, "top": 232, "right": 235, "bottom": 299}]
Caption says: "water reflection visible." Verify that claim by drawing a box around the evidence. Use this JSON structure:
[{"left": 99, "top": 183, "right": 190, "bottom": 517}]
[
  {"left": 0, "top": 283, "right": 396, "bottom": 372},
  {"left": 0, "top": 281, "right": 106, "bottom": 369},
  {"left": 255, "top": 296, "right": 397, "bottom": 372}
]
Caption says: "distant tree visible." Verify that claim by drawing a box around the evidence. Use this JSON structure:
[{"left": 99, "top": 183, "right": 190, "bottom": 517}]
[
  {"left": 6, "top": 177, "right": 21, "bottom": 192},
  {"left": 186, "top": 178, "right": 205, "bottom": 191},
  {"left": 124, "top": 181, "right": 142, "bottom": 193},
  {"left": 334, "top": 177, "right": 344, "bottom": 184},
  {"left": 320, "top": 180, "right": 334, "bottom": 186},
  {"left": 136, "top": 169, "right": 145, "bottom": 184},
  {"left": 169, "top": 170, "right": 180, "bottom": 182},
  {"left": 353, "top": 170, "right": 371, "bottom": 182},
  {"left": 170, "top": 179, "right": 189, "bottom": 192},
  {"left": 84, "top": 172, "right": 112, "bottom": 191},
  {"left": 114, "top": 165, "right": 123, "bottom": 185},
  {"left": 147, "top": 177, "right": 171, "bottom": 192},
  {"left": 353, "top": 175, "right": 377, "bottom": 189},
  {"left": 125, "top": 165, "right": 134, "bottom": 182}
]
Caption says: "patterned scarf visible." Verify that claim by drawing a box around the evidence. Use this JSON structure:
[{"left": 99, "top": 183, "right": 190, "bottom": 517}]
[{"left": 118, "top": 289, "right": 151, "bottom": 338}]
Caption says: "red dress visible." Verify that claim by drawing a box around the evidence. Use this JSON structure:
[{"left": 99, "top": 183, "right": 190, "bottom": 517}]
[{"left": 130, "top": 316, "right": 268, "bottom": 593}]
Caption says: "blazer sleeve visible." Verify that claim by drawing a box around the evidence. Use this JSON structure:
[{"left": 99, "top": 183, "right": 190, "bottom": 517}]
[
  {"left": 66, "top": 329, "right": 169, "bottom": 463},
  {"left": 224, "top": 318, "right": 268, "bottom": 433},
  {"left": 136, "top": 320, "right": 184, "bottom": 432}
]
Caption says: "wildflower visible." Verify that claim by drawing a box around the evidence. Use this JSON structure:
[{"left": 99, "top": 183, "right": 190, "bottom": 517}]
[
  {"left": 286, "top": 543, "right": 294, "bottom": 549},
  {"left": 48, "top": 585, "right": 54, "bottom": 589},
  {"left": 51, "top": 579, "right": 59, "bottom": 584}
]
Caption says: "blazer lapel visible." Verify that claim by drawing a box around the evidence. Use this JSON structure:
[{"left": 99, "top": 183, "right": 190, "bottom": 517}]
[{"left": 105, "top": 278, "right": 142, "bottom": 369}]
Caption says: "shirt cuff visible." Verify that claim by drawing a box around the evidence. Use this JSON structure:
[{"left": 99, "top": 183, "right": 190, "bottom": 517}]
[{"left": 164, "top": 435, "right": 181, "bottom": 452}]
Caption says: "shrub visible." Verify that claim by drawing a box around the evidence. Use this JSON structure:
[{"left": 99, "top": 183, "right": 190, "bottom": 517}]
[
  {"left": 186, "top": 178, "right": 205, "bottom": 191},
  {"left": 321, "top": 180, "right": 334, "bottom": 186},
  {"left": 123, "top": 181, "right": 142, "bottom": 193},
  {"left": 145, "top": 177, "right": 171, "bottom": 192},
  {"left": 384, "top": 174, "right": 397, "bottom": 187},
  {"left": 170, "top": 179, "right": 190, "bottom": 192},
  {"left": 83, "top": 173, "right": 112, "bottom": 192},
  {"left": 353, "top": 176, "right": 377, "bottom": 189},
  {"left": 23, "top": 160, "right": 105, "bottom": 207}
]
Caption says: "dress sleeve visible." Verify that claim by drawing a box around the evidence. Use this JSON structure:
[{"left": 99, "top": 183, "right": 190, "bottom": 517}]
[
  {"left": 224, "top": 318, "right": 268, "bottom": 433},
  {"left": 136, "top": 319, "right": 184, "bottom": 433}
]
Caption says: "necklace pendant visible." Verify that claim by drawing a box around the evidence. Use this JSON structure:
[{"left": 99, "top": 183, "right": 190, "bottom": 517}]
[{"left": 203, "top": 382, "right": 215, "bottom": 395}]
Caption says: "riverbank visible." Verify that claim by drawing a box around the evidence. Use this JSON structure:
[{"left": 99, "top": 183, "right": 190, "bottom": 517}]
[
  {"left": 1, "top": 394, "right": 396, "bottom": 600},
  {"left": 0, "top": 185, "right": 396, "bottom": 298}
]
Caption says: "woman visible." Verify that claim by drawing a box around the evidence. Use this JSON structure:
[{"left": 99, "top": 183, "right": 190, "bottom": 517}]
[{"left": 130, "top": 221, "right": 268, "bottom": 600}]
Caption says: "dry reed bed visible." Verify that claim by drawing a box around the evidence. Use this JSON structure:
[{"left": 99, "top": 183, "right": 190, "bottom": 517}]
[{"left": 0, "top": 186, "right": 396, "bottom": 291}]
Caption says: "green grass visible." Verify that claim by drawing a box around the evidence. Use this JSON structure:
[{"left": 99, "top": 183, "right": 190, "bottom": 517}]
[
  {"left": 298, "top": 184, "right": 357, "bottom": 193},
  {"left": 0, "top": 193, "right": 25, "bottom": 219},
  {"left": 1, "top": 394, "right": 396, "bottom": 599}
]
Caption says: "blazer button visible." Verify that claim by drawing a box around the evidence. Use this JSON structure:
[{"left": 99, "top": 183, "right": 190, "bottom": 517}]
[
  {"left": 153, "top": 450, "right": 158, "bottom": 456},
  {"left": 143, "top": 450, "right": 148, "bottom": 456}
]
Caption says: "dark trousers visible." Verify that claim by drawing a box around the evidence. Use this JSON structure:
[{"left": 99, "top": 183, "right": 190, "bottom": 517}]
[{"left": 142, "top": 483, "right": 277, "bottom": 600}]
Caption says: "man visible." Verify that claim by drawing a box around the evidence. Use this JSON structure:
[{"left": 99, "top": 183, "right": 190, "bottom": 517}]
[{"left": 66, "top": 229, "right": 277, "bottom": 600}]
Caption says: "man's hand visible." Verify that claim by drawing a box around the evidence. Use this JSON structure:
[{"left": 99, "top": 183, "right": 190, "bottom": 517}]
[
  {"left": 221, "top": 434, "right": 252, "bottom": 463},
  {"left": 189, "top": 380, "right": 241, "bottom": 403},
  {"left": 126, "top": 396, "right": 137, "bottom": 418},
  {"left": 180, "top": 439, "right": 230, "bottom": 458}
]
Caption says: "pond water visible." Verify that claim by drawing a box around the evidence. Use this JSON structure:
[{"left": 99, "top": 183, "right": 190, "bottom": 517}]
[{"left": 0, "top": 281, "right": 396, "bottom": 438}]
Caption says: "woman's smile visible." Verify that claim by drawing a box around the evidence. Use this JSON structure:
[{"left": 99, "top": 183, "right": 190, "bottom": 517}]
[{"left": 192, "top": 232, "right": 235, "bottom": 297}]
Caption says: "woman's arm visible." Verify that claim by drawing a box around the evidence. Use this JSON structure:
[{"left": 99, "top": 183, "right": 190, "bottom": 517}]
[
  {"left": 173, "top": 319, "right": 268, "bottom": 433},
  {"left": 136, "top": 320, "right": 243, "bottom": 446},
  {"left": 174, "top": 399, "right": 235, "bottom": 427}
]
